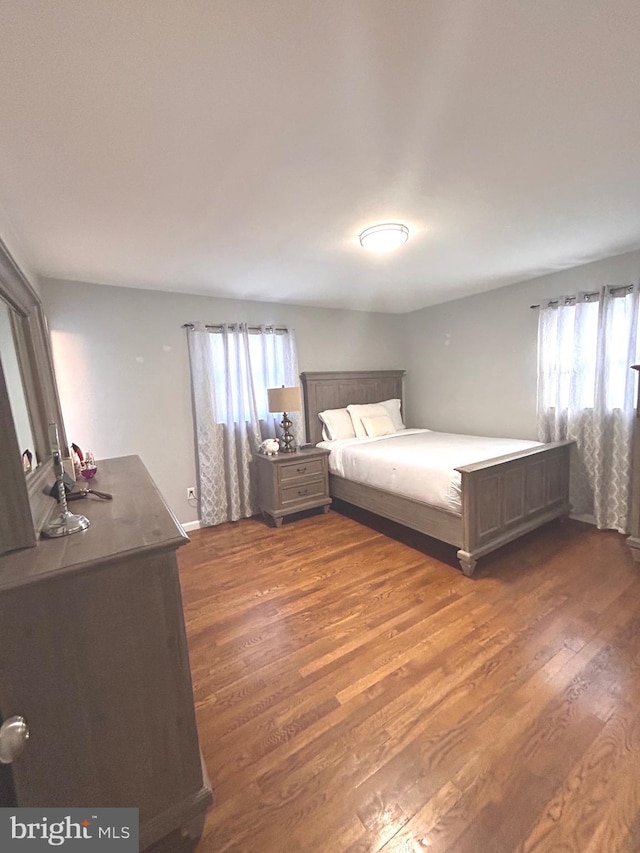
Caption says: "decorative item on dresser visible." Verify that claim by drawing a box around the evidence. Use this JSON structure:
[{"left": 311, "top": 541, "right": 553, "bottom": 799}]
[
  {"left": 301, "top": 370, "right": 572, "bottom": 577},
  {"left": 0, "top": 456, "right": 212, "bottom": 851},
  {"left": 255, "top": 446, "right": 331, "bottom": 527},
  {"left": 627, "top": 364, "right": 640, "bottom": 563},
  {"left": 40, "top": 423, "right": 90, "bottom": 539}
]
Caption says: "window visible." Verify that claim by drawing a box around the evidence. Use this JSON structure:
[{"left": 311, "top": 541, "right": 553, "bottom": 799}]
[
  {"left": 538, "top": 291, "right": 640, "bottom": 413},
  {"left": 537, "top": 286, "right": 639, "bottom": 532},
  {"left": 187, "top": 322, "right": 300, "bottom": 525},
  {"left": 205, "top": 326, "right": 295, "bottom": 424}
]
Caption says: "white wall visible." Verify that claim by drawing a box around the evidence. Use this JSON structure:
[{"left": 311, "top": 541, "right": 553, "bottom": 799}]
[
  {"left": 402, "top": 248, "right": 640, "bottom": 439},
  {"left": 42, "top": 278, "right": 404, "bottom": 524}
]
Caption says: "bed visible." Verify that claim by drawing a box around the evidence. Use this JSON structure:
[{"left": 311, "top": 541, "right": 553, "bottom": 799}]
[{"left": 300, "top": 370, "right": 572, "bottom": 577}]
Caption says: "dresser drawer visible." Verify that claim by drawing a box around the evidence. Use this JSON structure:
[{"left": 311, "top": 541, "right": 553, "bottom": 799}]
[
  {"left": 278, "top": 457, "right": 325, "bottom": 483},
  {"left": 280, "top": 477, "right": 326, "bottom": 506}
]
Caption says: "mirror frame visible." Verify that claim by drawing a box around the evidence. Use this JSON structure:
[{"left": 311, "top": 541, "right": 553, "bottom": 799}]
[{"left": 0, "top": 236, "right": 67, "bottom": 552}]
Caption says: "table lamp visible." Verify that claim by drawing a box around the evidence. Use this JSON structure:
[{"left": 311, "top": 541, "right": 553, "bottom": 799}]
[{"left": 267, "top": 385, "right": 302, "bottom": 453}]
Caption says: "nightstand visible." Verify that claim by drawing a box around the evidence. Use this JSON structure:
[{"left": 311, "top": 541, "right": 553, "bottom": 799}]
[{"left": 255, "top": 447, "right": 331, "bottom": 527}]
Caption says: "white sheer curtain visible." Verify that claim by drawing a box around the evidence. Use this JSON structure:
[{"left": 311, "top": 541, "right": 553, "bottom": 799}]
[
  {"left": 249, "top": 324, "right": 303, "bottom": 441},
  {"left": 188, "top": 322, "right": 300, "bottom": 526},
  {"left": 537, "top": 286, "right": 639, "bottom": 532}
]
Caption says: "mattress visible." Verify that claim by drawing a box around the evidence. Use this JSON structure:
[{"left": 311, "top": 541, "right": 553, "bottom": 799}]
[{"left": 318, "top": 429, "right": 542, "bottom": 515}]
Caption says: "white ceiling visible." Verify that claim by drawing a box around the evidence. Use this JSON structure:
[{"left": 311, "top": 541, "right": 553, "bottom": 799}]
[{"left": 1, "top": 0, "right": 640, "bottom": 313}]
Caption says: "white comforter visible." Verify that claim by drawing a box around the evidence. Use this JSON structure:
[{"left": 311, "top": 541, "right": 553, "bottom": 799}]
[{"left": 318, "top": 429, "right": 541, "bottom": 515}]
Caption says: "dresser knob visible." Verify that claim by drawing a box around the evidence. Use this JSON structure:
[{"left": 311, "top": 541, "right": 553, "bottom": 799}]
[{"left": 0, "top": 716, "right": 29, "bottom": 764}]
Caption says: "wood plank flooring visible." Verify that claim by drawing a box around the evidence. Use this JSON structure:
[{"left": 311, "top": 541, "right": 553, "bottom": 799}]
[{"left": 178, "top": 503, "right": 640, "bottom": 852}]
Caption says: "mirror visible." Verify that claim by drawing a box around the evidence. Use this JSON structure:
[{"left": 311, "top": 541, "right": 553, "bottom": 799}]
[
  {"left": 0, "top": 235, "right": 68, "bottom": 554},
  {"left": 0, "top": 300, "right": 35, "bottom": 473}
]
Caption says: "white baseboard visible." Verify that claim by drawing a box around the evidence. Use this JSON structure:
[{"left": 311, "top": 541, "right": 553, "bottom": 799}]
[
  {"left": 182, "top": 520, "right": 203, "bottom": 533},
  {"left": 569, "top": 512, "right": 596, "bottom": 526}
]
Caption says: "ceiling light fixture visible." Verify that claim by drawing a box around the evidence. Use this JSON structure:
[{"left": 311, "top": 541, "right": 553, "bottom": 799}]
[{"left": 358, "top": 222, "right": 409, "bottom": 252}]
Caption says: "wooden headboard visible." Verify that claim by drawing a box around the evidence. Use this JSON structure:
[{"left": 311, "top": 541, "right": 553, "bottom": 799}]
[{"left": 300, "top": 370, "right": 405, "bottom": 445}]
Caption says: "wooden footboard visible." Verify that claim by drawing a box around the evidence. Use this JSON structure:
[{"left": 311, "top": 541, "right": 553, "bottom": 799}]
[{"left": 455, "top": 440, "right": 572, "bottom": 576}]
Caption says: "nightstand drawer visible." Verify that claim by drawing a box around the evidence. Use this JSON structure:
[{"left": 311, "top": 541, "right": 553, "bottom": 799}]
[
  {"left": 280, "top": 478, "right": 326, "bottom": 506},
  {"left": 278, "top": 458, "right": 325, "bottom": 483}
]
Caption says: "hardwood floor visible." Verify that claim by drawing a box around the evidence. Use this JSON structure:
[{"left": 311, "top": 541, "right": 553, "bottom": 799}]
[{"left": 178, "top": 504, "right": 640, "bottom": 852}]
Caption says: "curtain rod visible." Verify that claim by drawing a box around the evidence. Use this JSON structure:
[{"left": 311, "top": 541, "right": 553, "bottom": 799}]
[
  {"left": 183, "top": 323, "right": 290, "bottom": 333},
  {"left": 529, "top": 283, "right": 635, "bottom": 309}
]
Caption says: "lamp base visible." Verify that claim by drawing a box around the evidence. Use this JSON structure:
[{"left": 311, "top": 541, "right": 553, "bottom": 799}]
[
  {"left": 280, "top": 433, "right": 296, "bottom": 452},
  {"left": 280, "top": 412, "right": 296, "bottom": 453},
  {"left": 41, "top": 510, "right": 91, "bottom": 538}
]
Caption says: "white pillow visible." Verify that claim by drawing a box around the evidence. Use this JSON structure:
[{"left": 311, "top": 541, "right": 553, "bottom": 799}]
[
  {"left": 347, "top": 400, "right": 406, "bottom": 437},
  {"left": 362, "top": 413, "right": 395, "bottom": 438},
  {"left": 379, "top": 398, "right": 405, "bottom": 431},
  {"left": 318, "top": 407, "right": 356, "bottom": 441},
  {"left": 346, "top": 403, "right": 388, "bottom": 438}
]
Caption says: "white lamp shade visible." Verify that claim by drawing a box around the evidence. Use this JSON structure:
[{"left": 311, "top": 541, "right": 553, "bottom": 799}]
[
  {"left": 267, "top": 386, "right": 302, "bottom": 413},
  {"left": 359, "top": 222, "right": 409, "bottom": 252}
]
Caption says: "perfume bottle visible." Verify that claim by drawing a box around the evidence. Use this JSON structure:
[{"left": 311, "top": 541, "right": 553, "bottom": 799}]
[{"left": 80, "top": 450, "right": 97, "bottom": 480}]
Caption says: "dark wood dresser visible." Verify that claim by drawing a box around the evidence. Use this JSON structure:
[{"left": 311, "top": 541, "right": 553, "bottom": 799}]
[
  {"left": 0, "top": 456, "right": 212, "bottom": 851},
  {"left": 255, "top": 447, "right": 331, "bottom": 526}
]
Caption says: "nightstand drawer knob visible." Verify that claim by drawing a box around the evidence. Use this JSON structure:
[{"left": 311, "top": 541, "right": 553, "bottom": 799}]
[
  {"left": 296, "top": 466, "right": 307, "bottom": 474},
  {"left": 298, "top": 488, "right": 308, "bottom": 496}
]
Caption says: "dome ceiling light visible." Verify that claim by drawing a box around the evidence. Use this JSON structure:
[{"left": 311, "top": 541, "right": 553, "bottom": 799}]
[{"left": 358, "top": 222, "right": 409, "bottom": 252}]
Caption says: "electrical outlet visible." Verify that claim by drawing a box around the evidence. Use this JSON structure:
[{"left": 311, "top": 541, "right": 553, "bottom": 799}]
[{"left": 187, "top": 487, "right": 197, "bottom": 501}]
